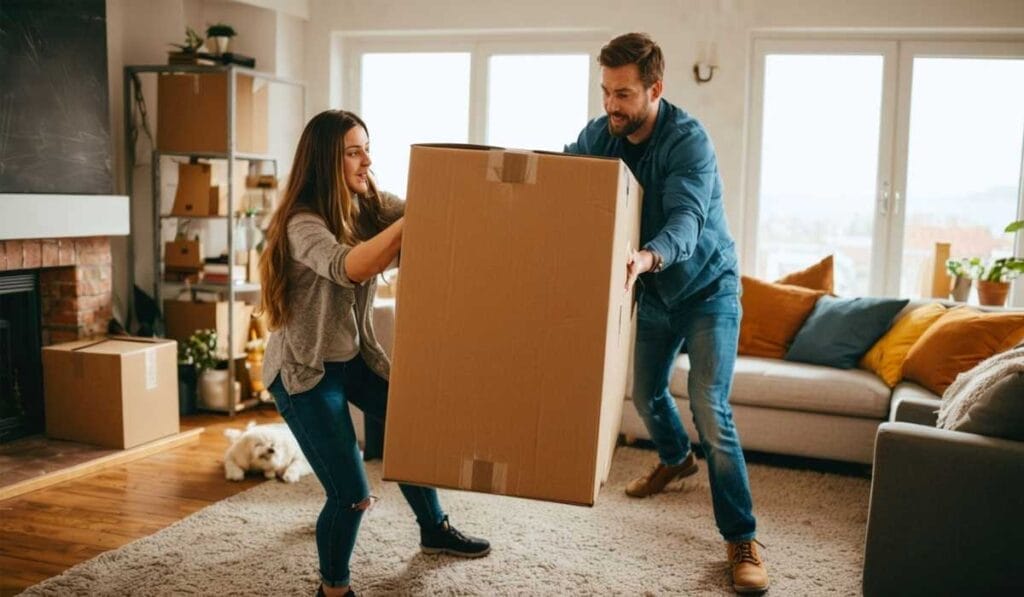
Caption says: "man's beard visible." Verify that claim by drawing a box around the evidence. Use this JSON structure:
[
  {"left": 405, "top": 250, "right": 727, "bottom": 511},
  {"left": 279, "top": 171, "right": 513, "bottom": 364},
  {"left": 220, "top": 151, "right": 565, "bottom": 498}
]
[{"left": 607, "top": 104, "right": 649, "bottom": 138}]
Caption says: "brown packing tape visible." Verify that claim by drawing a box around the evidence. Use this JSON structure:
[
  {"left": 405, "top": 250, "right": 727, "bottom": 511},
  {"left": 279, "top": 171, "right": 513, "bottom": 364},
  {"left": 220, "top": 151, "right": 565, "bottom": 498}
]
[
  {"left": 486, "top": 150, "right": 538, "bottom": 184},
  {"left": 460, "top": 458, "right": 509, "bottom": 494}
]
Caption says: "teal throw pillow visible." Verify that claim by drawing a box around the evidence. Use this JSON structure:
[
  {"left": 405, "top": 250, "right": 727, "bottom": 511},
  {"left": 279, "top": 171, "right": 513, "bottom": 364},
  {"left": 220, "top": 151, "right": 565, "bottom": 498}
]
[{"left": 784, "top": 296, "right": 910, "bottom": 369}]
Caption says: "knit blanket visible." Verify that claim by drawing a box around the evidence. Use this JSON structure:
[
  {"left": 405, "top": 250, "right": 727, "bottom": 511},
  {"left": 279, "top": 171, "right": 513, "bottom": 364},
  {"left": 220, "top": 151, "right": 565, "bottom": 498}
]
[{"left": 937, "top": 342, "right": 1024, "bottom": 430}]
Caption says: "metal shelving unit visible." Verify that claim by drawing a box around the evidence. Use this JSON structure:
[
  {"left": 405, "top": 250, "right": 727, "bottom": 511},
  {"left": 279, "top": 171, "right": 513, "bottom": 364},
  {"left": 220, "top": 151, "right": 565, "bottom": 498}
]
[{"left": 124, "top": 63, "right": 305, "bottom": 414}]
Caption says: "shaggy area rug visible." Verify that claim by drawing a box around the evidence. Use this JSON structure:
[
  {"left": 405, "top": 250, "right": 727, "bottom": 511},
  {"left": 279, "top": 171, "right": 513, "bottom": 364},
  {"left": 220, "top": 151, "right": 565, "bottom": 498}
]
[{"left": 20, "top": 447, "right": 869, "bottom": 595}]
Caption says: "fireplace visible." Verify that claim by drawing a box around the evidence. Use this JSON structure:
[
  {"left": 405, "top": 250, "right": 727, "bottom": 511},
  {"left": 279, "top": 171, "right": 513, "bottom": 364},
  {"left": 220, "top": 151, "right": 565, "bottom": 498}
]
[
  {"left": 0, "top": 271, "right": 44, "bottom": 442},
  {"left": 0, "top": 237, "right": 116, "bottom": 443}
]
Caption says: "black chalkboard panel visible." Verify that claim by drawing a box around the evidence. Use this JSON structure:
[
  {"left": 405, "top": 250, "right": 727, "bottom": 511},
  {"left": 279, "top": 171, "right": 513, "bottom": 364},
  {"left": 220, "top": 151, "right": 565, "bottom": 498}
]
[{"left": 0, "top": 0, "right": 113, "bottom": 194}]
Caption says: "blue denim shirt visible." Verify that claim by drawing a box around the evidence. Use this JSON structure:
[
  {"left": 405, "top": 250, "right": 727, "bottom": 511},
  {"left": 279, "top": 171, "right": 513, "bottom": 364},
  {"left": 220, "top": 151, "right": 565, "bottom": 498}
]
[{"left": 566, "top": 99, "right": 739, "bottom": 306}]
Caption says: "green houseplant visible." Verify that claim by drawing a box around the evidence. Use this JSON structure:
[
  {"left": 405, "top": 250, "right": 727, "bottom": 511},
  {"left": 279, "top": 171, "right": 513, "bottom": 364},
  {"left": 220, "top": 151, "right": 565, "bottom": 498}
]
[
  {"left": 974, "top": 220, "right": 1024, "bottom": 306},
  {"left": 206, "top": 23, "right": 236, "bottom": 55},
  {"left": 177, "top": 328, "right": 217, "bottom": 415}
]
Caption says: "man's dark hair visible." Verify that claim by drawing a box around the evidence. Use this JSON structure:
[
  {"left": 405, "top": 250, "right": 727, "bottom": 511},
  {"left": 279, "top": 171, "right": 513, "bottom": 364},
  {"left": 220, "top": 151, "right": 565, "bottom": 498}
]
[{"left": 599, "top": 33, "right": 664, "bottom": 88}]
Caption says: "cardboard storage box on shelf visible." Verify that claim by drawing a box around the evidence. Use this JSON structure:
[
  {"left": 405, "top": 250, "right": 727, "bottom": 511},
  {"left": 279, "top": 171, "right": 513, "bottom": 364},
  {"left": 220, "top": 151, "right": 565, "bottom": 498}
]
[
  {"left": 42, "top": 337, "right": 179, "bottom": 449},
  {"left": 165, "top": 239, "right": 203, "bottom": 270},
  {"left": 171, "top": 162, "right": 249, "bottom": 216},
  {"left": 163, "top": 300, "right": 254, "bottom": 358},
  {"left": 157, "top": 72, "right": 268, "bottom": 154},
  {"left": 382, "top": 145, "right": 642, "bottom": 507}
]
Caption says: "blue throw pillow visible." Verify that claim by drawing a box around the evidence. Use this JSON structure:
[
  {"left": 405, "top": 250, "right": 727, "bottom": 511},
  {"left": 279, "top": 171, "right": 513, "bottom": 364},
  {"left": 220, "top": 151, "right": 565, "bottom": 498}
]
[{"left": 784, "top": 296, "right": 910, "bottom": 369}]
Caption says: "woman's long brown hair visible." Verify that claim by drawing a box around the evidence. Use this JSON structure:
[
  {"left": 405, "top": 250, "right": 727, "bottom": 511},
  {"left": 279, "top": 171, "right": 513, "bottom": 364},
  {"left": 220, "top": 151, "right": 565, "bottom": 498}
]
[{"left": 259, "top": 110, "right": 388, "bottom": 330}]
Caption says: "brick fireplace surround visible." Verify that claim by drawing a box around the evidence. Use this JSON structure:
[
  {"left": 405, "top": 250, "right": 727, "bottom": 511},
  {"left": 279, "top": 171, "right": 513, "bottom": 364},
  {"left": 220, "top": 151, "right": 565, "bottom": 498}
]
[{"left": 0, "top": 237, "right": 113, "bottom": 345}]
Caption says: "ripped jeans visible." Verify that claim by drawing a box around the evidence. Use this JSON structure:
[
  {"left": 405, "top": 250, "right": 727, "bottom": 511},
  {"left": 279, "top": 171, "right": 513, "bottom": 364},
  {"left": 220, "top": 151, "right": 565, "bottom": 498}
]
[{"left": 269, "top": 357, "right": 444, "bottom": 588}]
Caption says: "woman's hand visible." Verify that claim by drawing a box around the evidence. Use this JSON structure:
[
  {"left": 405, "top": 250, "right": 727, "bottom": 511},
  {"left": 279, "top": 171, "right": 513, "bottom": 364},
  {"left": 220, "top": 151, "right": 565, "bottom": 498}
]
[{"left": 344, "top": 217, "right": 404, "bottom": 283}]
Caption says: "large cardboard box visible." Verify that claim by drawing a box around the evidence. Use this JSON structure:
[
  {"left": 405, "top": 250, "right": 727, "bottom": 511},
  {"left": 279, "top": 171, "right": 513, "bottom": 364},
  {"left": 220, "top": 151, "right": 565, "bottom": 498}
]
[
  {"left": 43, "top": 338, "right": 179, "bottom": 449},
  {"left": 163, "top": 300, "right": 253, "bottom": 358},
  {"left": 157, "top": 72, "right": 268, "bottom": 154},
  {"left": 383, "top": 145, "right": 641, "bottom": 506}
]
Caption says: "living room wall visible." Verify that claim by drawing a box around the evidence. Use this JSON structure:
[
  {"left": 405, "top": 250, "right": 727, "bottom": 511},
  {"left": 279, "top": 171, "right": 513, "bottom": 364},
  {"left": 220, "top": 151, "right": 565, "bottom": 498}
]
[{"left": 305, "top": 0, "right": 1024, "bottom": 262}]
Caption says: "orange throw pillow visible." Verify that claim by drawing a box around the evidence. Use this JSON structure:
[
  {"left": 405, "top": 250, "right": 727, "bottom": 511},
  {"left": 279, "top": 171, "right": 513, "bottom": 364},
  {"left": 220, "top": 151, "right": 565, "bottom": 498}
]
[
  {"left": 739, "top": 276, "right": 825, "bottom": 358},
  {"left": 903, "top": 307, "right": 1024, "bottom": 395},
  {"left": 776, "top": 255, "right": 834, "bottom": 294}
]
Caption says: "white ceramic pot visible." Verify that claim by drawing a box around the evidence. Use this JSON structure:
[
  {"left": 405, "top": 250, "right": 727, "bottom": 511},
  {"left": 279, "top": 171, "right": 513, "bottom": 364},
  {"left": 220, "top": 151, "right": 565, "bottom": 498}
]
[
  {"left": 198, "top": 369, "right": 240, "bottom": 410},
  {"left": 211, "top": 36, "right": 230, "bottom": 55}
]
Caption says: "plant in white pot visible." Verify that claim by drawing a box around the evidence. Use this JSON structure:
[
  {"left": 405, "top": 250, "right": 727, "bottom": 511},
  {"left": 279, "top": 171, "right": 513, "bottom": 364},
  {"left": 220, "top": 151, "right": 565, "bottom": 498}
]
[
  {"left": 183, "top": 329, "right": 234, "bottom": 410},
  {"left": 205, "top": 23, "right": 236, "bottom": 55},
  {"left": 945, "top": 257, "right": 978, "bottom": 302}
]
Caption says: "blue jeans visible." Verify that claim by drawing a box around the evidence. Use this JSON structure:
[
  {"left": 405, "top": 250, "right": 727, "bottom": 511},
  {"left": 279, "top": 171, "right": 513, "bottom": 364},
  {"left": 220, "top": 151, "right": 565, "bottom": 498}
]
[
  {"left": 269, "top": 356, "right": 445, "bottom": 588},
  {"left": 633, "top": 275, "right": 756, "bottom": 542}
]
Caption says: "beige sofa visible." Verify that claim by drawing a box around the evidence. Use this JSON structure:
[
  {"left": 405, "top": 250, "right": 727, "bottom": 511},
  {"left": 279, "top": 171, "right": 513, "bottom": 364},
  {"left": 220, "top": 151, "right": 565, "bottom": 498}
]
[{"left": 620, "top": 300, "right": 1014, "bottom": 465}]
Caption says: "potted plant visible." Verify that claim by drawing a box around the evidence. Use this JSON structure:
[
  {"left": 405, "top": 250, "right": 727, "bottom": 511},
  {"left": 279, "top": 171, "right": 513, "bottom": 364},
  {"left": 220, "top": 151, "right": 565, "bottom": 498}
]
[
  {"left": 975, "top": 257, "right": 1024, "bottom": 306},
  {"left": 206, "top": 23, "right": 236, "bottom": 55},
  {"left": 945, "top": 257, "right": 978, "bottom": 302},
  {"left": 169, "top": 26, "right": 204, "bottom": 55},
  {"left": 178, "top": 328, "right": 217, "bottom": 415}
]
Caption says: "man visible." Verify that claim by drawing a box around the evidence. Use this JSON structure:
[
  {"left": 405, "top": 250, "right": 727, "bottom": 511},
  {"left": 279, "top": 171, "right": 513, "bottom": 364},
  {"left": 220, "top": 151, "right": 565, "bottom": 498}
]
[{"left": 566, "top": 33, "right": 769, "bottom": 594}]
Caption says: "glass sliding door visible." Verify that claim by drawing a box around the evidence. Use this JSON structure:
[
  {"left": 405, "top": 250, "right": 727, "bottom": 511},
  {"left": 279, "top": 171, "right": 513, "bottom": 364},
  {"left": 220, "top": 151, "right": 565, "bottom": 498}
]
[{"left": 889, "top": 43, "right": 1024, "bottom": 303}]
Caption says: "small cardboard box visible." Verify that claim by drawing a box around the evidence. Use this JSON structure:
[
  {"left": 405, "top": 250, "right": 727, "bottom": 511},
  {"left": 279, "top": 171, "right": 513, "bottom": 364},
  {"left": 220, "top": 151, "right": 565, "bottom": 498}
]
[
  {"left": 42, "top": 337, "right": 179, "bottom": 449},
  {"left": 171, "top": 162, "right": 223, "bottom": 216},
  {"left": 165, "top": 239, "right": 203, "bottom": 270},
  {"left": 157, "top": 72, "right": 268, "bottom": 154},
  {"left": 383, "top": 145, "right": 642, "bottom": 506},
  {"left": 163, "top": 300, "right": 253, "bottom": 358}
]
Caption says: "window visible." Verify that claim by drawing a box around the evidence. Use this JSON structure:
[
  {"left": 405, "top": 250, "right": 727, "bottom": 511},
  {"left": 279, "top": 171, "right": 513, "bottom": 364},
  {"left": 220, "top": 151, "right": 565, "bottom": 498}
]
[
  {"left": 345, "top": 38, "right": 600, "bottom": 197},
  {"left": 746, "top": 39, "right": 1024, "bottom": 305}
]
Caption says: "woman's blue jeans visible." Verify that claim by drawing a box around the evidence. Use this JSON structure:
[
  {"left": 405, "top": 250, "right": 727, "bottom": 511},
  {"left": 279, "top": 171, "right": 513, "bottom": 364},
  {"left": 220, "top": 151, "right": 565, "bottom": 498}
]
[
  {"left": 269, "top": 356, "right": 444, "bottom": 587},
  {"left": 632, "top": 276, "right": 757, "bottom": 542}
]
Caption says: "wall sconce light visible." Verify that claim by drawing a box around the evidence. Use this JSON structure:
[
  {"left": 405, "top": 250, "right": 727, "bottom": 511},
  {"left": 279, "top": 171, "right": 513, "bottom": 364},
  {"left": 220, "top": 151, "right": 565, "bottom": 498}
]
[{"left": 693, "top": 41, "right": 718, "bottom": 85}]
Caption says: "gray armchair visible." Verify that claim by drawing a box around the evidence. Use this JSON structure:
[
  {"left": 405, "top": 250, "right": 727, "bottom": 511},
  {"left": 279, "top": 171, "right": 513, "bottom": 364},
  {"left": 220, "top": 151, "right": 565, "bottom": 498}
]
[{"left": 862, "top": 397, "right": 1024, "bottom": 595}]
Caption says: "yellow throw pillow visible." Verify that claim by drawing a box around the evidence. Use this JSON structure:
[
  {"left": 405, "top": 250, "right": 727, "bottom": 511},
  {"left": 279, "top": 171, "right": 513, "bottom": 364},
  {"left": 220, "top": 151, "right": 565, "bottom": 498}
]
[
  {"left": 775, "top": 255, "right": 834, "bottom": 294},
  {"left": 739, "top": 276, "right": 825, "bottom": 359},
  {"left": 903, "top": 307, "right": 1024, "bottom": 396},
  {"left": 859, "top": 303, "right": 946, "bottom": 387}
]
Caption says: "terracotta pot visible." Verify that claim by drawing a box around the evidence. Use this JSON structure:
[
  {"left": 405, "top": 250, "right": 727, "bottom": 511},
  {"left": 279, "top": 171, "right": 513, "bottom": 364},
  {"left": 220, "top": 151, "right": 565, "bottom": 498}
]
[{"left": 976, "top": 280, "right": 1010, "bottom": 307}]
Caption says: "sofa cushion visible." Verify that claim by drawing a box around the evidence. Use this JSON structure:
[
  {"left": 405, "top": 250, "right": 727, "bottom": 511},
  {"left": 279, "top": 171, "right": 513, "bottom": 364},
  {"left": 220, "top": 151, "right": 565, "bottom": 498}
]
[
  {"left": 669, "top": 354, "right": 891, "bottom": 418},
  {"left": 903, "top": 307, "right": 1024, "bottom": 395},
  {"left": 785, "top": 296, "right": 909, "bottom": 369},
  {"left": 861, "top": 302, "right": 947, "bottom": 387},
  {"left": 775, "top": 254, "right": 834, "bottom": 294},
  {"left": 738, "top": 277, "right": 824, "bottom": 358},
  {"left": 889, "top": 382, "right": 941, "bottom": 424},
  {"left": 953, "top": 372, "right": 1024, "bottom": 441}
]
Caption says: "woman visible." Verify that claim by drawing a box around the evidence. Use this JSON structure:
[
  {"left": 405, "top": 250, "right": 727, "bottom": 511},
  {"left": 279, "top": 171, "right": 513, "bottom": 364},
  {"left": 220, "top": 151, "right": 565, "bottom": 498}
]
[{"left": 260, "top": 110, "right": 490, "bottom": 597}]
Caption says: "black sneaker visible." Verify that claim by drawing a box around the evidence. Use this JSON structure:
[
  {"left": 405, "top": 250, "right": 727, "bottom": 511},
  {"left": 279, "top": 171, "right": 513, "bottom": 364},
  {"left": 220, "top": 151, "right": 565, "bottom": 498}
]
[{"left": 420, "top": 515, "right": 491, "bottom": 558}]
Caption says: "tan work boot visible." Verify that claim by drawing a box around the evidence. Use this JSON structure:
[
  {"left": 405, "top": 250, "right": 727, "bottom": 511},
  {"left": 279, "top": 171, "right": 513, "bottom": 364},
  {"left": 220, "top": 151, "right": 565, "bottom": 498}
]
[
  {"left": 625, "top": 452, "right": 699, "bottom": 497},
  {"left": 728, "top": 539, "right": 769, "bottom": 594}
]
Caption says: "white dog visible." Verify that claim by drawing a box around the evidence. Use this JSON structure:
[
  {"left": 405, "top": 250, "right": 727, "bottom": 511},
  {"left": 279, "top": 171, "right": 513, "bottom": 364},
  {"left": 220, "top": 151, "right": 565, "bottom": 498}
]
[{"left": 223, "top": 422, "right": 312, "bottom": 483}]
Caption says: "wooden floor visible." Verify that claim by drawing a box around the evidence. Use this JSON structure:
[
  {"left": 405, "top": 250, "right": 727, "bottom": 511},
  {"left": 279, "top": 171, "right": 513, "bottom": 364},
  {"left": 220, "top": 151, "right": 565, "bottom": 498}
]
[{"left": 0, "top": 407, "right": 284, "bottom": 596}]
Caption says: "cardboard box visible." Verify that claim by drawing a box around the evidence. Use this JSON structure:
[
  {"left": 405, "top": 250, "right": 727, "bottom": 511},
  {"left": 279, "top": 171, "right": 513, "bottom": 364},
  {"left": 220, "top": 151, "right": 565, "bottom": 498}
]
[
  {"left": 171, "top": 162, "right": 248, "bottom": 216},
  {"left": 163, "top": 300, "right": 253, "bottom": 358},
  {"left": 42, "top": 338, "right": 179, "bottom": 449},
  {"left": 165, "top": 239, "right": 203, "bottom": 270},
  {"left": 157, "top": 72, "right": 268, "bottom": 154},
  {"left": 171, "top": 162, "right": 222, "bottom": 216},
  {"left": 382, "top": 145, "right": 641, "bottom": 506}
]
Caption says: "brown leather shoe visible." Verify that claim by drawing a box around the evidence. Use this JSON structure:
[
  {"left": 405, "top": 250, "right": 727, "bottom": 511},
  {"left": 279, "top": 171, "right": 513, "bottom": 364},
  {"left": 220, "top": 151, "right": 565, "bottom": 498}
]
[
  {"left": 625, "top": 452, "right": 699, "bottom": 497},
  {"left": 728, "top": 539, "right": 769, "bottom": 594}
]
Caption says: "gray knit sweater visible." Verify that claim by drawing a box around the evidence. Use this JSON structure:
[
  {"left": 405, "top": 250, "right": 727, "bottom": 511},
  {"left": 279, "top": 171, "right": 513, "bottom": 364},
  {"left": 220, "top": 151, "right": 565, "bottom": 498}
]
[{"left": 262, "top": 191, "right": 405, "bottom": 395}]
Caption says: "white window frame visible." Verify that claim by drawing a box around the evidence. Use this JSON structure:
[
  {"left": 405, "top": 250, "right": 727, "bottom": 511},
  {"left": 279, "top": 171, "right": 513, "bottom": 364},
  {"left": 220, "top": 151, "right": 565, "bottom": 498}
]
[
  {"left": 744, "top": 34, "right": 1024, "bottom": 305},
  {"left": 341, "top": 34, "right": 606, "bottom": 147}
]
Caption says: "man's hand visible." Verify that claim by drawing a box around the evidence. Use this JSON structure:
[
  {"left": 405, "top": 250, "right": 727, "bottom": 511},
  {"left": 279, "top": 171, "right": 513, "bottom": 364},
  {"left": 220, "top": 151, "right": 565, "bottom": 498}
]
[{"left": 625, "top": 249, "right": 655, "bottom": 293}]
